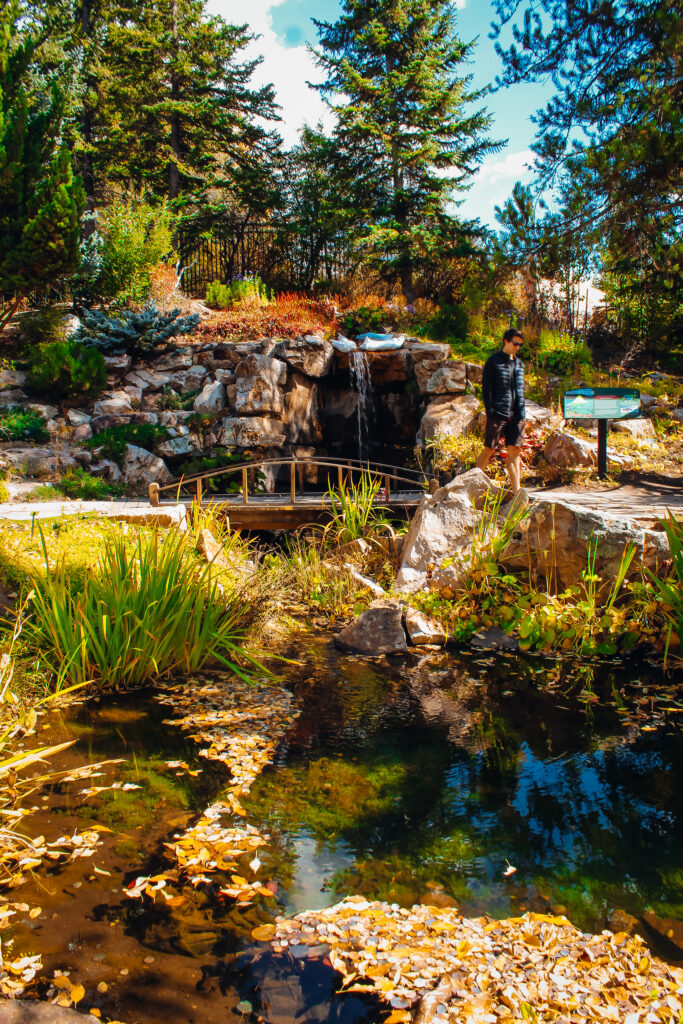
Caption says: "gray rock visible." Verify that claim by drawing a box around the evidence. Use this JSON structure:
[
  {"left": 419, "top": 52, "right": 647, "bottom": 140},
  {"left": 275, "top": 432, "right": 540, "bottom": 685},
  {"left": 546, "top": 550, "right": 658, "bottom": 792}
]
[
  {"left": 158, "top": 410, "right": 194, "bottom": 427},
  {"left": 103, "top": 353, "right": 131, "bottom": 374},
  {"left": 395, "top": 468, "right": 512, "bottom": 594},
  {"left": 271, "top": 336, "right": 334, "bottom": 378},
  {"left": 283, "top": 373, "right": 322, "bottom": 443},
  {"left": 27, "top": 403, "right": 59, "bottom": 420},
  {"left": 611, "top": 417, "right": 656, "bottom": 439},
  {"left": 123, "top": 385, "right": 143, "bottom": 405},
  {"left": 123, "top": 444, "right": 172, "bottom": 488},
  {"left": 423, "top": 362, "right": 467, "bottom": 394},
  {"left": 227, "top": 375, "right": 284, "bottom": 416},
  {"left": 219, "top": 416, "right": 287, "bottom": 448},
  {"left": 125, "top": 368, "right": 172, "bottom": 391},
  {"left": 404, "top": 607, "right": 448, "bottom": 646},
  {"left": 502, "top": 498, "right": 669, "bottom": 591},
  {"left": 0, "top": 388, "right": 29, "bottom": 406},
  {"left": 418, "top": 393, "right": 480, "bottom": 445},
  {"left": 335, "top": 600, "right": 407, "bottom": 654},
  {"left": 0, "top": 368, "right": 27, "bottom": 388},
  {"left": 1, "top": 445, "right": 80, "bottom": 477},
  {"left": 157, "top": 435, "right": 195, "bottom": 458},
  {"left": 153, "top": 347, "right": 194, "bottom": 371},
  {"left": 73, "top": 422, "right": 93, "bottom": 441},
  {"left": 465, "top": 362, "right": 484, "bottom": 384},
  {"left": 0, "top": 1000, "right": 89, "bottom": 1023},
  {"left": 90, "top": 458, "right": 123, "bottom": 483},
  {"left": 194, "top": 380, "right": 226, "bottom": 416},
  {"left": 167, "top": 364, "right": 208, "bottom": 394},
  {"left": 543, "top": 430, "right": 596, "bottom": 468},
  {"left": 525, "top": 400, "right": 553, "bottom": 426},
  {"left": 235, "top": 353, "right": 287, "bottom": 386},
  {"left": 214, "top": 368, "right": 236, "bottom": 384},
  {"left": 66, "top": 409, "right": 92, "bottom": 426},
  {"left": 93, "top": 392, "right": 134, "bottom": 416}
]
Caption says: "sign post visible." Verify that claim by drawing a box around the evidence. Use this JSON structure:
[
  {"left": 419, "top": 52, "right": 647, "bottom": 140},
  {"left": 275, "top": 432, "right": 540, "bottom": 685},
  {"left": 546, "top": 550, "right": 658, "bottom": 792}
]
[{"left": 563, "top": 388, "right": 641, "bottom": 479}]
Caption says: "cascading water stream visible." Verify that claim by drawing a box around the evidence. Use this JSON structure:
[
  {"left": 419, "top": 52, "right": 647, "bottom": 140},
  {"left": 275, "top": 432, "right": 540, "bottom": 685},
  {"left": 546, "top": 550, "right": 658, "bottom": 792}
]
[{"left": 349, "top": 349, "right": 373, "bottom": 463}]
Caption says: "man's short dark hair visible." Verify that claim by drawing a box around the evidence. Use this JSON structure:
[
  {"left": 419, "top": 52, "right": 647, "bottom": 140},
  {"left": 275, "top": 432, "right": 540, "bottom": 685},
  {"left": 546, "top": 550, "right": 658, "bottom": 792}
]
[{"left": 503, "top": 328, "right": 523, "bottom": 344}]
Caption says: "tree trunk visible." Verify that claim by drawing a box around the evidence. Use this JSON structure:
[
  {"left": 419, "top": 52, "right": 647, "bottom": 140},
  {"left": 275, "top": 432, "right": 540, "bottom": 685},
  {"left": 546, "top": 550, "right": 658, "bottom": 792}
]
[
  {"left": 79, "top": 0, "right": 96, "bottom": 234},
  {"left": 169, "top": 0, "right": 181, "bottom": 200}
]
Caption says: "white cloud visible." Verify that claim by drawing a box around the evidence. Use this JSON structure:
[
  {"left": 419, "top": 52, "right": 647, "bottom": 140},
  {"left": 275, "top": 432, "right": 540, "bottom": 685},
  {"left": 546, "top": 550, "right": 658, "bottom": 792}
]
[
  {"left": 458, "top": 148, "right": 535, "bottom": 225},
  {"left": 207, "top": 0, "right": 332, "bottom": 147},
  {"left": 455, "top": 0, "right": 466, "bottom": 7}
]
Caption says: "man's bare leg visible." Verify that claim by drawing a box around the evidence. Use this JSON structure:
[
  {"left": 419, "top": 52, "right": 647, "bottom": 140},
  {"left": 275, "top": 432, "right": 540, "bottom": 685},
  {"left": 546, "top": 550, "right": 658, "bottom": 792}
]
[
  {"left": 476, "top": 447, "right": 495, "bottom": 475},
  {"left": 506, "top": 445, "right": 522, "bottom": 493}
]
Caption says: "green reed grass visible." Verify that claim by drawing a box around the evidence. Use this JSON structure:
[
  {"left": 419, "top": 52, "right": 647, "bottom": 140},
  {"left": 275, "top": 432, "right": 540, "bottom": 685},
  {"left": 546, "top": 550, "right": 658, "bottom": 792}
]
[
  {"left": 23, "top": 528, "right": 262, "bottom": 690},
  {"left": 323, "top": 474, "right": 393, "bottom": 546}
]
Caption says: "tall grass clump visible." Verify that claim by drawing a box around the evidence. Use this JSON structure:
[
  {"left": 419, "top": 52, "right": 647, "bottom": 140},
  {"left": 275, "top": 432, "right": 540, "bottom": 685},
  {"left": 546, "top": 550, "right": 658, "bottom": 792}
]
[
  {"left": 23, "top": 529, "right": 262, "bottom": 690},
  {"left": 648, "top": 512, "right": 683, "bottom": 657},
  {"left": 323, "top": 475, "right": 393, "bottom": 546}
]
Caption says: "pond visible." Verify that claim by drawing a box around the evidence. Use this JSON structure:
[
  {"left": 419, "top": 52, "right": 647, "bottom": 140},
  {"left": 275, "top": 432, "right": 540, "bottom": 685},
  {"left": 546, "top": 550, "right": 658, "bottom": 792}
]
[{"left": 6, "top": 639, "right": 683, "bottom": 1023}]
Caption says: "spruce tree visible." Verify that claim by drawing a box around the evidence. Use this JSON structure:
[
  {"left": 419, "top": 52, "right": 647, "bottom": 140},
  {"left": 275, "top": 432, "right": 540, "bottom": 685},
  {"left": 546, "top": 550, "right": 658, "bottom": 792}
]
[
  {"left": 312, "top": 0, "right": 498, "bottom": 299},
  {"left": 100, "top": 0, "right": 281, "bottom": 228},
  {"left": 0, "top": 3, "right": 84, "bottom": 332}
]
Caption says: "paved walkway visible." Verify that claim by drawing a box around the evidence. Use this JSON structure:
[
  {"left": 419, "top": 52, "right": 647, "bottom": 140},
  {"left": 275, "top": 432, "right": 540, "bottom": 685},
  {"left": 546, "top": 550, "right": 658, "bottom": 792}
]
[
  {"left": 527, "top": 481, "right": 683, "bottom": 526},
  {"left": 0, "top": 482, "right": 680, "bottom": 526}
]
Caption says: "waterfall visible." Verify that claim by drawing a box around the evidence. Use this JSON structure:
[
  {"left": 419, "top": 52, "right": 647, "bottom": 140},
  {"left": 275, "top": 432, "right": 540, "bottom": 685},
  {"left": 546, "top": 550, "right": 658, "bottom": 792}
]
[{"left": 350, "top": 350, "right": 373, "bottom": 463}]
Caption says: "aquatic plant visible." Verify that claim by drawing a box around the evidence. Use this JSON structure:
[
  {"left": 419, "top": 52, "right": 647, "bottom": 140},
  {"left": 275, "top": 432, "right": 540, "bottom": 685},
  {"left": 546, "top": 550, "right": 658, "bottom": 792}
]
[
  {"left": 23, "top": 529, "right": 263, "bottom": 689},
  {"left": 647, "top": 512, "right": 683, "bottom": 659},
  {"left": 323, "top": 474, "right": 393, "bottom": 546}
]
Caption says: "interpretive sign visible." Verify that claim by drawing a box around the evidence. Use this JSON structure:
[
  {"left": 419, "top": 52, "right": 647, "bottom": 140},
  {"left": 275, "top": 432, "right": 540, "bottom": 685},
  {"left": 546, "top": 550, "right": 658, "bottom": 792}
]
[
  {"left": 563, "top": 388, "right": 640, "bottom": 421},
  {"left": 563, "top": 388, "right": 641, "bottom": 479}
]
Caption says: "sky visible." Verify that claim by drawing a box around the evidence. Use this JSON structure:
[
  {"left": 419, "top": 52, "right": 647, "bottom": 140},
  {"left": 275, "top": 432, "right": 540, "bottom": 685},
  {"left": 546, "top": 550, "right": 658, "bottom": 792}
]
[{"left": 207, "top": 0, "right": 554, "bottom": 228}]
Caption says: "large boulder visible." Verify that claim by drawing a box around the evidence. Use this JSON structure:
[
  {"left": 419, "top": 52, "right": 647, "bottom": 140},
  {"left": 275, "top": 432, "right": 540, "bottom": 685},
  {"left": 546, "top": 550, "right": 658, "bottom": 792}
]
[
  {"left": 0, "top": 388, "right": 29, "bottom": 406},
  {"left": 418, "top": 393, "right": 480, "bottom": 445},
  {"left": 283, "top": 373, "right": 322, "bottom": 443},
  {"left": 123, "top": 444, "right": 172, "bottom": 488},
  {"left": 219, "top": 416, "right": 287, "bottom": 448},
  {"left": 156, "top": 435, "right": 196, "bottom": 458},
  {"left": 611, "top": 417, "right": 656, "bottom": 439},
  {"left": 153, "top": 347, "right": 194, "bottom": 371},
  {"left": 395, "top": 468, "right": 510, "bottom": 593},
  {"left": 543, "top": 430, "right": 596, "bottom": 468},
  {"left": 335, "top": 599, "right": 407, "bottom": 654},
  {"left": 407, "top": 341, "right": 451, "bottom": 394},
  {"left": 501, "top": 499, "right": 669, "bottom": 591},
  {"left": 194, "top": 379, "right": 225, "bottom": 416},
  {"left": 227, "top": 375, "right": 284, "bottom": 416},
  {"left": 271, "top": 336, "right": 334, "bottom": 378}
]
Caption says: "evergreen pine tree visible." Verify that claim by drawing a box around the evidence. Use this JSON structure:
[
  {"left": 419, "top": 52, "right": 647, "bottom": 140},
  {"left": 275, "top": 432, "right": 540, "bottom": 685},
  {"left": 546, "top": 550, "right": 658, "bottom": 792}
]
[
  {"left": 0, "top": 2, "right": 84, "bottom": 331},
  {"left": 312, "top": 0, "right": 498, "bottom": 298},
  {"left": 100, "top": 0, "right": 281, "bottom": 228}
]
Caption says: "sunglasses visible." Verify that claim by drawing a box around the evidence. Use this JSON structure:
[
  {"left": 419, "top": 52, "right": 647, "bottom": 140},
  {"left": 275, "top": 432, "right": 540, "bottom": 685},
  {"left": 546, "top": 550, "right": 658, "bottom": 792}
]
[{"left": 512, "top": 340, "right": 522, "bottom": 346}]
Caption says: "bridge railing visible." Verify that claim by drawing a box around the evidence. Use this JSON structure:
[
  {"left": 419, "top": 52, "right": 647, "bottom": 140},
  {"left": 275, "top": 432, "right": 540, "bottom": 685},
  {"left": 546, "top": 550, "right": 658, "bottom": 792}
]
[{"left": 149, "top": 456, "right": 432, "bottom": 507}]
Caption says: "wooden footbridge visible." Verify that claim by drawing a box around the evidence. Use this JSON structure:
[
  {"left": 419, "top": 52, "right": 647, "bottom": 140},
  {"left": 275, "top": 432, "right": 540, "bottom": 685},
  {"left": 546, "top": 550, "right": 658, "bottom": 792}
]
[{"left": 148, "top": 456, "right": 433, "bottom": 530}]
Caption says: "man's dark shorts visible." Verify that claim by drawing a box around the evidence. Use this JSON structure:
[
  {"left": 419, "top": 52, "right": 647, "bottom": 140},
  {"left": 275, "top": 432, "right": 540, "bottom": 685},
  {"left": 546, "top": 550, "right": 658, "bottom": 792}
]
[{"left": 484, "top": 415, "right": 526, "bottom": 449}]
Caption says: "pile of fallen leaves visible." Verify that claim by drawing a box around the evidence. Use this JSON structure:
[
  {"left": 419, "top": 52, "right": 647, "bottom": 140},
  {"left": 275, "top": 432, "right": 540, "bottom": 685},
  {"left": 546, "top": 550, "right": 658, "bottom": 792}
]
[
  {"left": 266, "top": 897, "right": 683, "bottom": 1023},
  {"left": 121, "top": 677, "right": 300, "bottom": 908}
]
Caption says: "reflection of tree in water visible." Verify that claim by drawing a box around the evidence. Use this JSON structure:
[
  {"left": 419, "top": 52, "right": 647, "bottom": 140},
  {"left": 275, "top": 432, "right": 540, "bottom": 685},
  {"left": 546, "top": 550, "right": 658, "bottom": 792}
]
[{"left": 246, "top": 648, "right": 683, "bottom": 931}]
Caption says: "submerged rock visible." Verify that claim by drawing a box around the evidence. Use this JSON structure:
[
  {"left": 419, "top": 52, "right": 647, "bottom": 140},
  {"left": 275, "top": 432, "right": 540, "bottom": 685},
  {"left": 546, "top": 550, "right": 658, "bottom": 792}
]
[
  {"left": 404, "top": 607, "right": 448, "bottom": 646},
  {"left": 335, "top": 600, "right": 407, "bottom": 654}
]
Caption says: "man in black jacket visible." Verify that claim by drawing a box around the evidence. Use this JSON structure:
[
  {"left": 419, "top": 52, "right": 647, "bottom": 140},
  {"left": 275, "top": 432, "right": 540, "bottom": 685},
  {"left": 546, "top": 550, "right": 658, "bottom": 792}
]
[{"left": 476, "top": 328, "right": 526, "bottom": 493}]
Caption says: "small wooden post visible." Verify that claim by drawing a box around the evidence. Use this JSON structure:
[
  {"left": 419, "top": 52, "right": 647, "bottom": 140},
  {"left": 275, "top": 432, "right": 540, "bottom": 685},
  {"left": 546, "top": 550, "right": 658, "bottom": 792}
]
[
  {"left": 290, "top": 460, "right": 296, "bottom": 504},
  {"left": 338, "top": 465, "right": 343, "bottom": 491},
  {"left": 196, "top": 478, "right": 203, "bottom": 505},
  {"left": 148, "top": 482, "right": 160, "bottom": 507},
  {"left": 385, "top": 475, "right": 391, "bottom": 502},
  {"left": 242, "top": 466, "right": 249, "bottom": 504}
]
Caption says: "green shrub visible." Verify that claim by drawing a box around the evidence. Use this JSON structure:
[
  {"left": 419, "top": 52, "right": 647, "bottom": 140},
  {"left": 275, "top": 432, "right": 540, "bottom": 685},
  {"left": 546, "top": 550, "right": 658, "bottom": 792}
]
[
  {"left": 205, "top": 274, "right": 270, "bottom": 310},
  {"left": 0, "top": 407, "right": 50, "bottom": 443},
  {"left": 25, "top": 484, "right": 63, "bottom": 502},
  {"left": 24, "top": 529, "right": 262, "bottom": 689},
  {"left": 56, "top": 467, "right": 119, "bottom": 500},
  {"left": 340, "top": 304, "right": 386, "bottom": 336},
  {"left": 86, "top": 422, "right": 169, "bottom": 466},
  {"left": 28, "top": 340, "right": 107, "bottom": 402},
  {"left": 0, "top": 481, "right": 9, "bottom": 502},
  {"left": 82, "top": 196, "right": 175, "bottom": 302},
  {"left": 16, "top": 308, "right": 71, "bottom": 351},
  {"left": 427, "top": 303, "right": 468, "bottom": 343},
  {"left": 73, "top": 305, "right": 199, "bottom": 358}
]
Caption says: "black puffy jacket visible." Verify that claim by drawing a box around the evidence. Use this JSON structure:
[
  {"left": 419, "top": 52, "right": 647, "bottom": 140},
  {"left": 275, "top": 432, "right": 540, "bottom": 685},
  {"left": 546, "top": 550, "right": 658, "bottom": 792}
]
[{"left": 482, "top": 350, "right": 525, "bottom": 420}]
